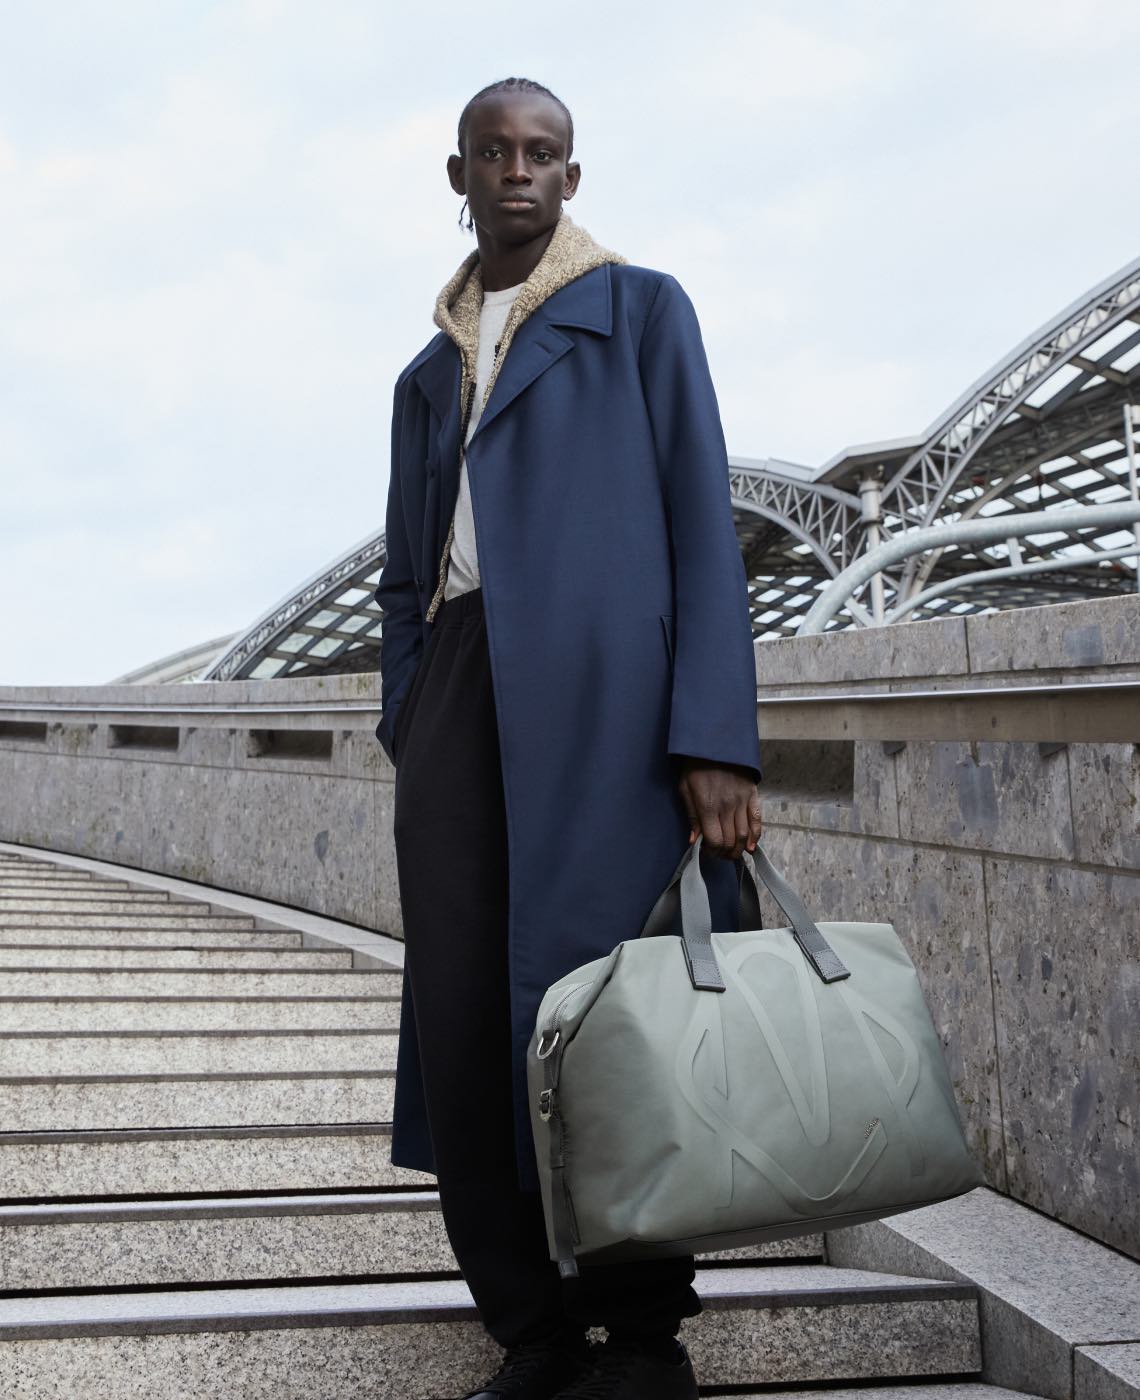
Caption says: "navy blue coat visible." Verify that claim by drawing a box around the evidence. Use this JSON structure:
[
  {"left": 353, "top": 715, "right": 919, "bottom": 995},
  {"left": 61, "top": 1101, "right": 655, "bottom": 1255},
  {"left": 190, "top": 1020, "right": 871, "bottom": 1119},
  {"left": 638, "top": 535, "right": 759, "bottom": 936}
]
[{"left": 376, "top": 262, "right": 762, "bottom": 1191}]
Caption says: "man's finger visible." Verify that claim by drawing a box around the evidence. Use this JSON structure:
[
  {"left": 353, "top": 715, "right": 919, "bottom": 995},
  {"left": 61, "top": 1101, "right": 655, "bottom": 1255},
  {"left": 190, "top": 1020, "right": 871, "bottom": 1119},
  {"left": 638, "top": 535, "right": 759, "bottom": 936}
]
[
  {"left": 678, "top": 778, "right": 700, "bottom": 844},
  {"left": 731, "top": 801, "right": 751, "bottom": 860},
  {"left": 700, "top": 805, "right": 728, "bottom": 856},
  {"left": 747, "top": 788, "right": 763, "bottom": 849}
]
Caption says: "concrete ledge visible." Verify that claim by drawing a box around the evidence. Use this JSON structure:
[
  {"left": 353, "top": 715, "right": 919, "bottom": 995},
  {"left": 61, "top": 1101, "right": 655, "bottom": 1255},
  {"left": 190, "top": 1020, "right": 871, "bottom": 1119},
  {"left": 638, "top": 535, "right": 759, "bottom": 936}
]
[
  {"left": 1076, "top": 1346, "right": 1140, "bottom": 1400},
  {"left": 825, "top": 1188, "right": 1140, "bottom": 1400}
]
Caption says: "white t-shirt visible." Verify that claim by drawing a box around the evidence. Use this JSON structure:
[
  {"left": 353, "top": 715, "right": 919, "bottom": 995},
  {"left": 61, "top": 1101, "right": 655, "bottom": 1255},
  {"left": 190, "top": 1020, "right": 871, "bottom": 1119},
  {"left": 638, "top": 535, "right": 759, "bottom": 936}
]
[{"left": 444, "top": 280, "right": 524, "bottom": 601}]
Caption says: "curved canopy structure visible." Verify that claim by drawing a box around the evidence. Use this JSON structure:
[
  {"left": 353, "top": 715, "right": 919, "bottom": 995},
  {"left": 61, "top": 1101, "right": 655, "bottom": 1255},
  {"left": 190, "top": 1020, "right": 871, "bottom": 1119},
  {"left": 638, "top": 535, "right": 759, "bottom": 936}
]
[
  {"left": 204, "top": 255, "right": 1140, "bottom": 681},
  {"left": 112, "top": 635, "right": 237, "bottom": 686}
]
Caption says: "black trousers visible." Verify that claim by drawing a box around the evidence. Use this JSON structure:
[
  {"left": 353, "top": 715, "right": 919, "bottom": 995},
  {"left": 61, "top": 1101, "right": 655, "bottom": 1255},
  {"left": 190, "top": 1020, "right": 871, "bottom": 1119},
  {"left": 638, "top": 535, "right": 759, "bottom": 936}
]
[{"left": 392, "top": 588, "right": 701, "bottom": 1349}]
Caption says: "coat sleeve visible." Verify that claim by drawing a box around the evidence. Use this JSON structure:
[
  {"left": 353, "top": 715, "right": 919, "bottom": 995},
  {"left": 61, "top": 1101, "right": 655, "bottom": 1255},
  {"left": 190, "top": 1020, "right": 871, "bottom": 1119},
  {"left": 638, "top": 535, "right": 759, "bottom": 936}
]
[
  {"left": 374, "top": 375, "right": 424, "bottom": 765},
  {"left": 638, "top": 273, "right": 762, "bottom": 781}
]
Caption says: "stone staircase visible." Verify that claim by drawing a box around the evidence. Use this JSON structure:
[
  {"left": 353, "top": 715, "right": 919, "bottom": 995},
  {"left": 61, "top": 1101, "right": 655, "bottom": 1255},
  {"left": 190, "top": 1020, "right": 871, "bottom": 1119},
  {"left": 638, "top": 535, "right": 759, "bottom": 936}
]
[{"left": 0, "top": 847, "right": 1040, "bottom": 1399}]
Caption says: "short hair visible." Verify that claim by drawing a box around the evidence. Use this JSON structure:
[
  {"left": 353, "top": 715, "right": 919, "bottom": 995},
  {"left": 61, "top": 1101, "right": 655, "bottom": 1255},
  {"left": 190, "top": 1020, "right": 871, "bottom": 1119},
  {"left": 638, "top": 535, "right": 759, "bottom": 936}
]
[{"left": 457, "top": 78, "right": 574, "bottom": 160}]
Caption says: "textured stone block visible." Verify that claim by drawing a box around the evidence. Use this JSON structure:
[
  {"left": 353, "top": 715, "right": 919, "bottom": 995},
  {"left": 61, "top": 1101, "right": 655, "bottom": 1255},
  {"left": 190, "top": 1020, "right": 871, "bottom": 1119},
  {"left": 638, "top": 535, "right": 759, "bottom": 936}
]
[
  {"left": 1067, "top": 743, "right": 1140, "bottom": 870},
  {"left": 894, "top": 741, "right": 1074, "bottom": 860},
  {"left": 966, "top": 593, "right": 1140, "bottom": 675},
  {"left": 825, "top": 1188, "right": 1140, "bottom": 1400},
  {"left": 755, "top": 826, "right": 1002, "bottom": 1184},
  {"left": 759, "top": 740, "right": 900, "bottom": 839},
  {"left": 756, "top": 613, "right": 968, "bottom": 688},
  {"left": 985, "top": 858, "right": 1140, "bottom": 1259},
  {"left": 1076, "top": 1346, "right": 1140, "bottom": 1400}
]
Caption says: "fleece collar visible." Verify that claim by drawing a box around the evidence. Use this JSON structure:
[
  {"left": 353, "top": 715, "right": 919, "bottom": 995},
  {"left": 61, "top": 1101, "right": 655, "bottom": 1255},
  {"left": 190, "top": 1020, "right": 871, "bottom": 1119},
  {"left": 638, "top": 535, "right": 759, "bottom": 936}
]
[{"left": 432, "top": 211, "right": 627, "bottom": 393}]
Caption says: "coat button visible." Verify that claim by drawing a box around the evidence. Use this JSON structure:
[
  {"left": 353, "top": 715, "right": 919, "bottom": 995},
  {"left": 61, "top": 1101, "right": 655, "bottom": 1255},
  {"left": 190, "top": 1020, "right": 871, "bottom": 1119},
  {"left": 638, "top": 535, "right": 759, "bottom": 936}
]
[{"left": 415, "top": 576, "right": 424, "bottom": 591}]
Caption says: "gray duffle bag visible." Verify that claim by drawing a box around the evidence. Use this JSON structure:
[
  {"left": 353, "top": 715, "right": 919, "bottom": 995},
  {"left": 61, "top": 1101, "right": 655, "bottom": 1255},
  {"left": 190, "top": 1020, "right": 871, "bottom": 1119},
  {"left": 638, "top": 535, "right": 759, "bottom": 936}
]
[{"left": 527, "top": 835, "right": 982, "bottom": 1278}]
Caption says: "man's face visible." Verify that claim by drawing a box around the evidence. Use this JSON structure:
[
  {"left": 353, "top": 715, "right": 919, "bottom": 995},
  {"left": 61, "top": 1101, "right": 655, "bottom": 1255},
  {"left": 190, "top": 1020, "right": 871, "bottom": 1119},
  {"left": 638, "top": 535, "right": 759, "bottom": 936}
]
[{"left": 448, "top": 92, "right": 580, "bottom": 245}]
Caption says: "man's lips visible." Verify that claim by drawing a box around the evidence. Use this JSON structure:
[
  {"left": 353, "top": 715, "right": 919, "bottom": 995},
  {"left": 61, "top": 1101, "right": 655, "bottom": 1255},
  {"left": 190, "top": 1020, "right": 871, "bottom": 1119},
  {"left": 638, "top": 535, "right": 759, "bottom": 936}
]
[{"left": 498, "top": 195, "right": 536, "bottom": 206}]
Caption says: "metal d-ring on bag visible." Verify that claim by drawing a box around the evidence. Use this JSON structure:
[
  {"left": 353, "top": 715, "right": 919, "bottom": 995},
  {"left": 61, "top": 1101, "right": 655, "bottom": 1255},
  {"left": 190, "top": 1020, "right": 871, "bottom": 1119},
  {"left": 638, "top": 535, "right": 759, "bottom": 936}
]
[{"left": 527, "top": 835, "right": 982, "bottom": 1278}]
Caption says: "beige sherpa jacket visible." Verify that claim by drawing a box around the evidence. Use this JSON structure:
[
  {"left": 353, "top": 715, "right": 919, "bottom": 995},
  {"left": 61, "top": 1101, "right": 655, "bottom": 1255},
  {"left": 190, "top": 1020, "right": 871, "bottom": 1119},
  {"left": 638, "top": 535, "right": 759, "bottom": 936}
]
[{"left": 424, "top": 212, "right": 628, "bottom": 620}]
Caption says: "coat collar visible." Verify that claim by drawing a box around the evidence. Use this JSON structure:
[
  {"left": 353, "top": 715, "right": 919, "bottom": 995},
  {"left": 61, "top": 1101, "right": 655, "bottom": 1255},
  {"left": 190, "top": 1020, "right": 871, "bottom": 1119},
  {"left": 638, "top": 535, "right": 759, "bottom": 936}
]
[
  {"left": 432, "top": 210, "right": 626, "bottom": 373},
  {"left": 413, "top": 212, "right": 627, "bottom": 424}
]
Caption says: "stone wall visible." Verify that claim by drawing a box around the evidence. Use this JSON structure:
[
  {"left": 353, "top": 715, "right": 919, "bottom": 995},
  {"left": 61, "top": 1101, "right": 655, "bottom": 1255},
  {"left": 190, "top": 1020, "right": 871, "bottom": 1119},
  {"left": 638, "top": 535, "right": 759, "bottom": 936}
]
[
  {"left": 0, "top": 671, "right": 400, "bottom": 935},
  {"left": 1, "top": 593, "right": 1137, "bottom": 1259},
  {"left": 750, "top": 593, "right": 1139, "bottom": 1264}
]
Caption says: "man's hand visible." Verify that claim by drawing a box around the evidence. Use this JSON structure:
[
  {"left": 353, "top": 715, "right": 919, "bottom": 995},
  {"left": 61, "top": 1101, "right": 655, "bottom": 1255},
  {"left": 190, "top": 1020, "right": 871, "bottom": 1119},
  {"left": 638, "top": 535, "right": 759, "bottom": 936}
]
[{"left": 678, "top": 758, "right": 763, "bottom": 860}]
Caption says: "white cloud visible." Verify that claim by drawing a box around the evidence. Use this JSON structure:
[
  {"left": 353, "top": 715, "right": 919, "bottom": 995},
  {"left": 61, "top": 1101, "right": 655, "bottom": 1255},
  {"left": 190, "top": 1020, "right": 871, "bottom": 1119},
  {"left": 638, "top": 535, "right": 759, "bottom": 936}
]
[{"left": 0, "top": 0, "right": 1137, "bottom": 683}]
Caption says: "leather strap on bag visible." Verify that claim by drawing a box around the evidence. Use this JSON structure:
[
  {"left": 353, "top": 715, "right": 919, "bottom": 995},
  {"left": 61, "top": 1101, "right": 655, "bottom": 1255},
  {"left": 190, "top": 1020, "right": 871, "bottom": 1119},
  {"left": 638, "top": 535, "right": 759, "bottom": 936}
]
[
  {"left": 642, "top": 837, "right": 850, "bottom": 989},
  {"left": 739, "top": 845, "right": 850, "bottom": 984}
]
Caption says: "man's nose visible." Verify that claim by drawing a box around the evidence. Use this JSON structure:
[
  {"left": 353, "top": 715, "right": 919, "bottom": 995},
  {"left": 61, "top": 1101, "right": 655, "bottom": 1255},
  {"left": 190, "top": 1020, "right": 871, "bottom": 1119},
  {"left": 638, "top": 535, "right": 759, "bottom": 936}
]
[{"left": 503, "top": 152, "right": 531, "bottom": 183}]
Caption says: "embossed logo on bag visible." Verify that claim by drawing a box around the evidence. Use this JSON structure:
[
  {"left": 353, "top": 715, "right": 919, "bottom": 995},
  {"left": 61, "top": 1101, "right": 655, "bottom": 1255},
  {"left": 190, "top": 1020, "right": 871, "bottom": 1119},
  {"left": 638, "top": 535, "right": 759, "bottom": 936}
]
[{"left": 674, "top": 935, "right": 925, "bottom": 1214}]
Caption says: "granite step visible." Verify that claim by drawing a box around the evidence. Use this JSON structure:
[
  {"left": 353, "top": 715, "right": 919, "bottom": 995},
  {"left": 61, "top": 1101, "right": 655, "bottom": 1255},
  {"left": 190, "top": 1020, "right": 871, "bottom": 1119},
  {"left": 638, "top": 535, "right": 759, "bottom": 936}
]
[
  {"left": 0, "top": 926, "right": 303, "bottom": 949},
  {"left": 0, "top": 968, "right": 398, "bottom": 997},
  {"left": 0, "top": 875, "right": 140, "bottom": 889},
  {"left": 0, "top": 1190, "right": 823, "bottom": 1290},
  {"left": 827, "top": 1187, "right": 1140, "bottom": 1400},
  {"left": 0, "top": 1069, "right": 396, "bottom": 1131},
  {"left": 734, "top": 1389, "right": 1044, "bottom": 1400},
  {"left": 1, "top": 1029, "right": 399, "bottom": 1076},
  {"left": 0, "top": 912, "right": 257, "bottom": 929},
  {"left": 0, "top": 945, "right": 353, "bottom": 970},
  {"left": 0, "top": 889, "right": 172, "bottom": 905},
  {"left": 0, "top": 1266, "right": 981, "bottom": 1398},
  {"left": 0, "top": 899, "right": 210, "bottom": 916},
  {"left": 0, "top": 1123, "right": 430, "bottom": 1198},
  {"left": 0, "top": 994, "right": 401, "bottom": 1032}
]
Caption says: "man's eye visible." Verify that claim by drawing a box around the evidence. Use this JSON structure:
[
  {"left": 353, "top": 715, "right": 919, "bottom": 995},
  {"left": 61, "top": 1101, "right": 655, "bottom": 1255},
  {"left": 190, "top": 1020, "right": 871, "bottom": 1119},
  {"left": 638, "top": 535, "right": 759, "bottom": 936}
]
[
  {"left": 533, "top": 151, "right": 552, "bottom": 162},
  {"left": 481, "top": 147, "right": 501, "bottom": 158}
]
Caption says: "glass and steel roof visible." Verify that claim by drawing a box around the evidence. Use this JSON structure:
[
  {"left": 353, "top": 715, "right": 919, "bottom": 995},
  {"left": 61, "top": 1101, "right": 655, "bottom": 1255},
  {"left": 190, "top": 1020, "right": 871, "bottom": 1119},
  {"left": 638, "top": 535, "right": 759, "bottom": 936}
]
[{"left": 201, "top": 254, "right": 1140, "bottom": 682}]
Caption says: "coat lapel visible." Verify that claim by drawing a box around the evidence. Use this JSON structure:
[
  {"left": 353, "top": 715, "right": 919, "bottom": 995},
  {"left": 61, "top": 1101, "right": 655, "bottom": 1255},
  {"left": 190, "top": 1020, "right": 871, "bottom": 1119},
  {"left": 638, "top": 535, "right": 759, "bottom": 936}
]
[
  {"left": 412, "top": 339, "right": 460, "bottom": 426},
  {"left": 470, "top": 264, "right": 615, "bottom": 443}
]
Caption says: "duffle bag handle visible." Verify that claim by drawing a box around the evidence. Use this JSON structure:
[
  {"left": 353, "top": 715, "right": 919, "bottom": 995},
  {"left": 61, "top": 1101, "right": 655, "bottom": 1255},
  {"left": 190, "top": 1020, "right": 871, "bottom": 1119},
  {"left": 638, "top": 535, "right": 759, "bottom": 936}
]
[{"left": 641, "top": 835, "right": 850, "bottom": 992}]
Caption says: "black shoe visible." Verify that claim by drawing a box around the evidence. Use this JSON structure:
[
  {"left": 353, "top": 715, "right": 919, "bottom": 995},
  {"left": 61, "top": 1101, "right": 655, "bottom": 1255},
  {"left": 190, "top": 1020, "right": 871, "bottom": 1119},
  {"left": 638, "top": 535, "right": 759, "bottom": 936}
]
[
  {"left": 555, "top": 1334, "right": 698, "bottom": 1399},
  {"left": 462, "top": 1328, "right": 593, "bottom": 1399}
]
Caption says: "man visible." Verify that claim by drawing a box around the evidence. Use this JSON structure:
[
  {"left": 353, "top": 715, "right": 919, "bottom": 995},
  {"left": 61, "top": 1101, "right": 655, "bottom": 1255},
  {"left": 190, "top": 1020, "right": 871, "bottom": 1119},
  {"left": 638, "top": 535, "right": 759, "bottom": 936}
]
[{"left": 376, "top": 76, "right": 763, "bottom": 1400}]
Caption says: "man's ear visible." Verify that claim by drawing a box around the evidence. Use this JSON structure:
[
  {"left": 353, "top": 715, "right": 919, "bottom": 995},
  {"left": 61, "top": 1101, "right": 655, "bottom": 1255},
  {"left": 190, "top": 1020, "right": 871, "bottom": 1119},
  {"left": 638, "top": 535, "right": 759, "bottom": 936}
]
[
  {"left": 446, "top": 153, "right": 465, "bottom": 197},
  {"left": 564, "top": 160, "right": 582, "bottom": 199}
]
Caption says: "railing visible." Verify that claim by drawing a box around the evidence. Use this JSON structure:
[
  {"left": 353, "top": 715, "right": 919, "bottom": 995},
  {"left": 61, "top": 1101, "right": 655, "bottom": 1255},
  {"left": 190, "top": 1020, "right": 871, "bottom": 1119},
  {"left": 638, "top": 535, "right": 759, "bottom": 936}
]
[{"left": 799, "top": 500, "right": 1140, "bottom": 635}]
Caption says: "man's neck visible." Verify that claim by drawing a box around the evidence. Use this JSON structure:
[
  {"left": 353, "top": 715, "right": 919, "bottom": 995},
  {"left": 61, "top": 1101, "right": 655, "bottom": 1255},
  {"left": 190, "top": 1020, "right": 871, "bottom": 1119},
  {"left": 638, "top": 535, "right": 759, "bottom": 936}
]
[{"left": 477, "top": 222, "right": 558, "bottom": 291}]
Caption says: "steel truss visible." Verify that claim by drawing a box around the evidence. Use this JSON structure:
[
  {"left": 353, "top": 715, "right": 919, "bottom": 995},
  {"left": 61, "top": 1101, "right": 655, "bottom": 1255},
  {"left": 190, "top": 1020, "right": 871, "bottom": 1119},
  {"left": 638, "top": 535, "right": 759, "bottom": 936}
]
[{"left": 204, "top": 257, "right": 1140, "bottom": 680}]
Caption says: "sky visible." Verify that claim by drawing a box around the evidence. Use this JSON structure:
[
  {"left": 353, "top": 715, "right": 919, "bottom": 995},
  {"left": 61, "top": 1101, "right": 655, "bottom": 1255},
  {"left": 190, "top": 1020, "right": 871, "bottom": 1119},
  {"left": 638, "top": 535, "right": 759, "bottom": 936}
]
[{"left": 1, "top": 0, "right": 1137, "bottom": 685}]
